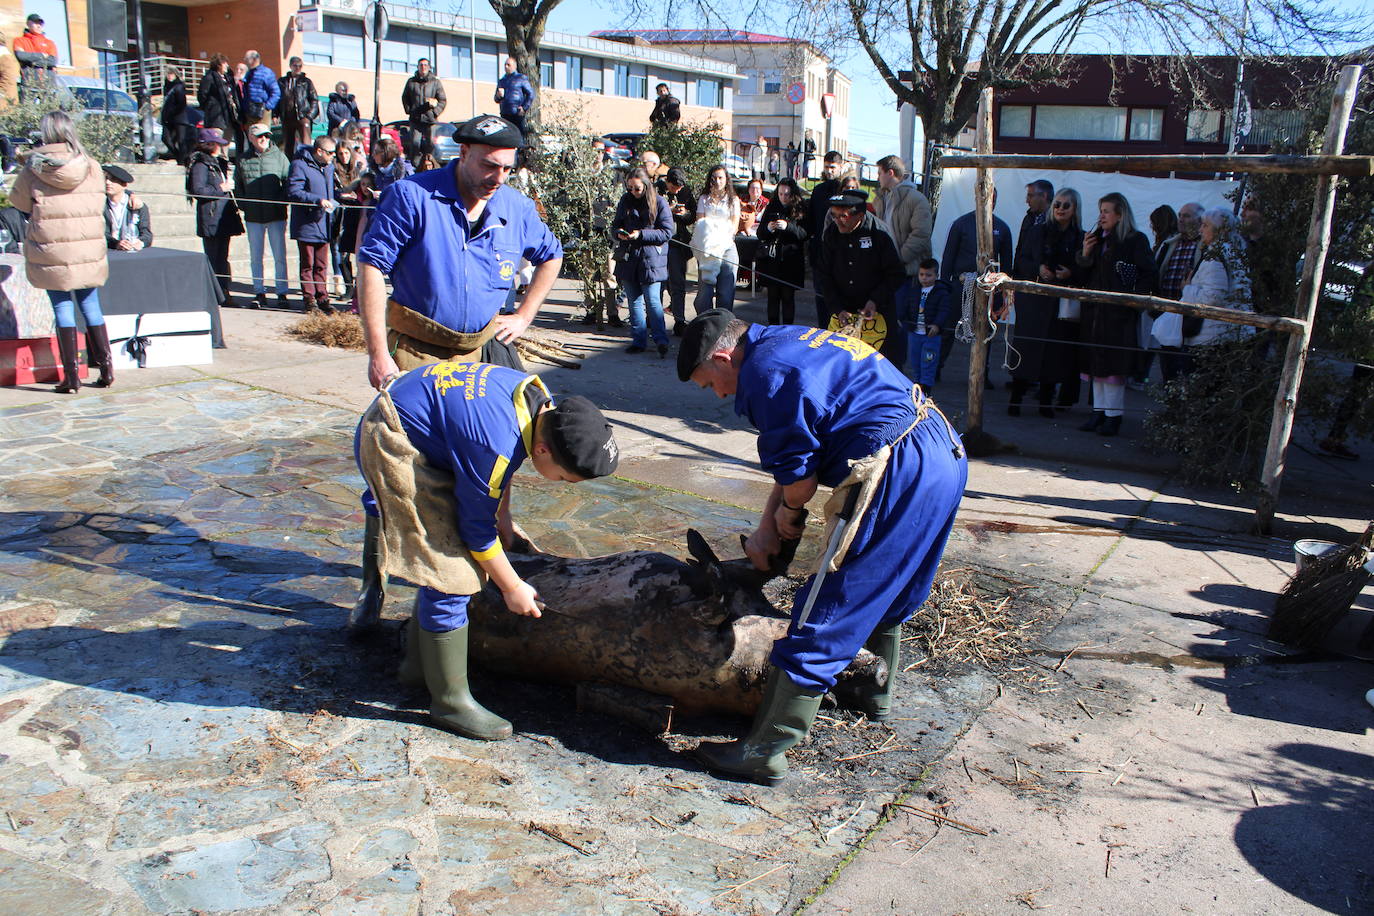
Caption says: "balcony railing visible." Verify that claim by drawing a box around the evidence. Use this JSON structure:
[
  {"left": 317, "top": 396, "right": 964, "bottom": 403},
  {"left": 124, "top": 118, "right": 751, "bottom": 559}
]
[{"left": 105, "top": 56, "right": 209, "bottom": 99}]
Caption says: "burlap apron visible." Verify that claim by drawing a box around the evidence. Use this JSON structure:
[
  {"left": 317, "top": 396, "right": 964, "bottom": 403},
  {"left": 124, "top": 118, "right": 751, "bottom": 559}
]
[
  {"left": 387, "top": 300, "right": 501, "bottom": 371},
  {"left": 357, "top": 386, "right": 484, "bottom": 596},
  {"left": 814, "top": 390, "right": 962, "bottom": 574}
]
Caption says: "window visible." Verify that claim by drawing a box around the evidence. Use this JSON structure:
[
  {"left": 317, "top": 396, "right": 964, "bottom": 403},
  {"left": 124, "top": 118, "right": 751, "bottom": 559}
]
[
  {"left": 304, "top": 16, "right": 364, "bottom": 69},
  {"left": 567, "top": 55, "right": 581, "bottom": 92},
  {"left": 696, "top": 77, "right": 722, "bottom": 108},
  {"left": 614, "top": 62, "right": 630, "bottom": 96},
  {"left": 762, "top": 70, "right": 782, "bottom": 94},
  {"left": 1246, "top": 109, "right": 1305, "bottom": 147},
  {"left": 579, "top": 57, "right": 603, "bottom": 93},
  {"left": 540, "top": 59, "right": 554, "bottom": 89},
  {"left": 26, "top": 0, "right": 72, "bottom": 67},
  {"left": 612, "top": 62, "right": 646, "bottom": 98},
  {"left": 1128, "top": 108, "right": 1163, "bottom": 142},
  {"left": 445, "top": 39, "right": 473, "bottom": 80},
  {"left": 476, "top": 39, "right": 502, "bottom": 81},
  {"left": 1034, "top": 105, "right": 1128, "bottom": 142},
  {"left": 381, "top": 25, "right": 434, "bottom": 74},
  {"left": 1186, "top": 110, "right": 1226, "bottom": 143},
  {"left": 1000, "top": 105, "right": 1032, "bottom": 137}
]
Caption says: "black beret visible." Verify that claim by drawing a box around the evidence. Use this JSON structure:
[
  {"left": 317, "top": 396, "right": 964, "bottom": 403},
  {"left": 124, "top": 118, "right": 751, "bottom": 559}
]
[
  {"left": 102, "top": 164, "right": 133, "bottom": 184},
  {"left": 677, "top": 308, "right": 736, "bottom": 382},
  {"left": 453, "top": 114, "right": 525, "bottom": 150},
  {"left": 545, "top": 396, "right": 619, "bottom": 479},
  {"left": 828, "top": 188, "right": 868, "bottom": 208}
]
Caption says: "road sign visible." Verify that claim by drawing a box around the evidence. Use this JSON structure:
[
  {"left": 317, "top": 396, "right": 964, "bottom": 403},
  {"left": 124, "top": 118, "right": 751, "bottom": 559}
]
[
  {"left": 363, "top": 2, "right": 389, "bottom": 42},
  {"left": 821, "top": 92, "right": 835, "bottom": 119},
  {"left": 786, "top": 82, "right": 805, "bottom": 105}
]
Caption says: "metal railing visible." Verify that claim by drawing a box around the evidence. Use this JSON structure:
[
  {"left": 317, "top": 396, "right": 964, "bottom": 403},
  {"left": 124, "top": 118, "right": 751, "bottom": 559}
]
[{"left": 105, "top": 56, "right": 209, "bottom": 99}]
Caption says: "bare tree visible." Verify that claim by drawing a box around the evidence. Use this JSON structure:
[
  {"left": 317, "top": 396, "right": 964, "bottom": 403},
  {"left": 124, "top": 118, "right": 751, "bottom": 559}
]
[{"left": 620, "top": 0, "right": 1371, "bottom": 206}]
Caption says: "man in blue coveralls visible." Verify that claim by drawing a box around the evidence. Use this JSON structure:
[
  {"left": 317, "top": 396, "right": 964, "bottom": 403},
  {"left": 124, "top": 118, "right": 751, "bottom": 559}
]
[
  {"left": 678, "top": 309, "right": 967, "bottom": 784},
  {"left": 351, "top": 114, "right": 563, "bottom": 632},
  {"left": 356, "top": 360, "right": 619, "bottom": 739}
]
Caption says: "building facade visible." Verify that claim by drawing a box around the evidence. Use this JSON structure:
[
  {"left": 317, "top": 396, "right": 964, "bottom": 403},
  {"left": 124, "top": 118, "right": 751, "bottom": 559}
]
[
  {"left": 3, "top": 0, "right": 738, "bottom": 133},
  {"left": 592, "top": 29, "right": 851, "bottom": 160}
]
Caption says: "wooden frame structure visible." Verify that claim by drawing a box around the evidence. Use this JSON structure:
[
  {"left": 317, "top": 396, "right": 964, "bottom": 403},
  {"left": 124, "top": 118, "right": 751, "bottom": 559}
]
[{"left": 940, "top": 65, "right": 1367, "bottom": 535}]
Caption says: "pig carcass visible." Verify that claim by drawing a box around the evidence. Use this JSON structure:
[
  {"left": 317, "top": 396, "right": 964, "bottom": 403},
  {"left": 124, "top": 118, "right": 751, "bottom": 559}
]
[{"left": 466, "top": 531, "right": 887, "bottom": 717}]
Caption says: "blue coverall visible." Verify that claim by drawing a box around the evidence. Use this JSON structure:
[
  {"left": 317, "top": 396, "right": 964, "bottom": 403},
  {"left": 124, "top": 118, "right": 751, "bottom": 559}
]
[
  {"left": 733, "top": 324, "right": 969, "bottom": 691},
  {"left": 356, "top": 360, "right": 548, "bottom": 632},
  {"left": 356, "top": 165, "right": 562, "bottom": 333}
]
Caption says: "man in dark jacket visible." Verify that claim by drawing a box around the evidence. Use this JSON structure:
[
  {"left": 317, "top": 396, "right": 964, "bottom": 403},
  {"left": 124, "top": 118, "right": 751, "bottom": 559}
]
[
  {"left": 494, "top": 57, "right": 534, "bottom": 139},
  {"left": 940, "top": 191, "right": 1014, "bottom": 383},
  {"left": 402, "top": 59, "right": 447, "bottom": 164},
  {"left": 236, "top": 124, "right": 293, "bottom": 308},
  {"left": 279, "top": 57, "right": 320, "bottom": 149},
  {"left": 102, "top": 165, "right": 153, "bottom": 251},
  {"left": 649, "top": 83, "right": 680, "bottom": 126},
  {"left": 815, "top": 189, "right": 908, "bottom": 367},
  {"left": 240, "top": 50, "right": 280, "bottom": 131},
  {"left": 661, "top": 166, "right": 697, "bottom": 334},
  {"left": 327, "top": 82, "right": 360, "bottom": 134},
  {"left": 805, "top": 151, "right": 846, "bottom": 325},
  {"left": 160, "top": 67, "right": 193, "bottom": 166},
  {"left": 288, "top": 136, "right": 338, "bottom": 313}
]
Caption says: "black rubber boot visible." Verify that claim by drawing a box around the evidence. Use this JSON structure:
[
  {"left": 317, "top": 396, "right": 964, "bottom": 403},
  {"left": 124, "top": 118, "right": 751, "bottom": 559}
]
[
  {"left": 854, "top": 625, "right": 902, "bottom": 720},
  {"left": 695, "top": 666, "right": 823, "bottom": 785},
  {"left": 53, "top": 326, "right": 81, "bottom": 394},
  {"left": 1098, "top": 415, "right": 1123, "bottom": 437},
  {"left": 417, "top": 625, "right": 513, "bottom": 740},
  {"left": 347, "top": 515, "right": 386, "bottom": 634},
  {"left": 1079, "top": 411, "right": 1105, "bottom": 432},
  {"left": 85, "top": 323, "right": 114, "bottom": 388}
]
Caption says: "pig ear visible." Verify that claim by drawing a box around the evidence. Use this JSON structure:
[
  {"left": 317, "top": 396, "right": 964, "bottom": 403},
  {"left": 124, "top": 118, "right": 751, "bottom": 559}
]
[{"left": 686, "top": 529, "right": 722, "bottom": 568}]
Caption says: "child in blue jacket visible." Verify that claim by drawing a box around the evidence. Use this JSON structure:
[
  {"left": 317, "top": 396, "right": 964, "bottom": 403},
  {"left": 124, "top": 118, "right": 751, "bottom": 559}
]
[{"left": 895, "top": 257, "right": 953, "bottom": 387}]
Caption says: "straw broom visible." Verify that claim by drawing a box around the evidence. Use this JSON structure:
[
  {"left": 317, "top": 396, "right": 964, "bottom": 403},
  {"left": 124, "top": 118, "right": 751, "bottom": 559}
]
[{"left": 1268, "top": 521, "right": 1374, "bottom": 648}]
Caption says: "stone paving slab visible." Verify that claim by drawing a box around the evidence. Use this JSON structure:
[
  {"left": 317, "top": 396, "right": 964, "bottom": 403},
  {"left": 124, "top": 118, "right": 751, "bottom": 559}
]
[{"left": 0, "top": 380, "right": 996, "bottom": 915}]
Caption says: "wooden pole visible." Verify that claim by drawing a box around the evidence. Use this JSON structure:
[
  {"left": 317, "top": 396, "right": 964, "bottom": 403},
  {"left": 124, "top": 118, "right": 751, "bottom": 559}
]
[
  {"left": 966, "top": 88, "right": 995, "bottom": 439},
  {"left": 938, "top": 153, "right": 1374, "bottom": 177},
  {"left": 993, "top": 278, "right": 1306, "bottom": 335},
  {"left": 1253, "top": 64, "right": 1363, "bottom": 535}
]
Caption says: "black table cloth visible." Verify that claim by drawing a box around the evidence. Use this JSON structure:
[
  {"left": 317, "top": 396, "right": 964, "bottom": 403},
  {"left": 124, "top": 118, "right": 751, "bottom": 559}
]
[{"left": 104, "top": 248, "right": 226, "bottom": 348}]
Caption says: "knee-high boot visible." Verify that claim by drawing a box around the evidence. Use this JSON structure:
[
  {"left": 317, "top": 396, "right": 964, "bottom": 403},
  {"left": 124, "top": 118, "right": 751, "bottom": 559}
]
[
  {"left": 695, "top": 666, "right": 823, "bottom": 785},
  {"left": 416, "top": 625, "right": 513, "bottom": 740},
  {"left": 348, "top": 515, "right": 386, "bottom": 633},
  {"left": 54, "top": 326, "right": 81, "bottom": 394},
  {"left": 86, "top": 324, "right": 115, "bottom": 388},
  {"left": 853, "top": 624, "right": 901, "bottom": 720}
]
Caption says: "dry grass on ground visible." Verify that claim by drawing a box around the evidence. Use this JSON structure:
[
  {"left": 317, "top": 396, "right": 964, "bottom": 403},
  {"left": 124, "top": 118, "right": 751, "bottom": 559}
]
[
  {"left": 904, "top": 567, "right": 1056, "bottom": 677},
  {"left": 287, "top": 312, "right": 367, "bottom": 351}
]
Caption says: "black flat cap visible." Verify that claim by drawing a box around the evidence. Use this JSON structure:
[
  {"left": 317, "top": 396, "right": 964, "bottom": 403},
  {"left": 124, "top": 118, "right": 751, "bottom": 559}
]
[
  {"left": 545, "top": 396, "right": 619, "bottom": 479},
  {"left": 828, "top": 188, "right": 868, "bottom": 207},
  {"left": 102, "top": 164, "right": 133, "bottom": 184},
  {"left": 453, "top": 114, "right": 525, "bottom": 150},
  {"left": 677, "top": 308, "right": 736, "bottom": 382}
]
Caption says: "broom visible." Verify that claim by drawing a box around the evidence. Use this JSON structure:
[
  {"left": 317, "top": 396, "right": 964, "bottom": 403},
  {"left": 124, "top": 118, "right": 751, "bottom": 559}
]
[{"left": 1268, "top": 521, "right": 1374, "bottom": 649}]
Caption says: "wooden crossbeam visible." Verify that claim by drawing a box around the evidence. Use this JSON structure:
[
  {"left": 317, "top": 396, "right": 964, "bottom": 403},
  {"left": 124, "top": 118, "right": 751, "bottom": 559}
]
[
  {"left": 939, "top": 153, "right": 1374, "bottom": 177},
  {"left": 992, "top": 277, "right": 1306, "bottom": 335}
]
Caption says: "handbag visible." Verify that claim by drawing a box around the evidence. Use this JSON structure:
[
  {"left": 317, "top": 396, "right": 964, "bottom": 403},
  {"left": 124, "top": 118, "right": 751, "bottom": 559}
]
[
  {"left": 1058, "top": 297, "right": 1081, "bottom": 320},
  {"left": 1152, "top": 311, "right": 1183, "bottom": 348}
]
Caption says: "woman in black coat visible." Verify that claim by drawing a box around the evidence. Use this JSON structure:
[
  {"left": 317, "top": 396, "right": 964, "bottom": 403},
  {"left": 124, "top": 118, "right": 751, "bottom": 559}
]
[
  {"left": 1038, "top": 188, "right": 1087, "bottom": 411},
  {"left": 611, "top": 167, "right": 674, "bottom": 357},
  {"left": 755, "top": 177, "right": 808, "bottom": 325},
  {"left": 160, "top": 67, "right": 193, "bottom": 166},
  {"left": 196, "top": 54, "right": 238, "bottom": 137},
  {"left": 1075, "top": 192, "right": 1158, "bottom": 436},
  {"left": 187, "top": 129, "right": 244, "bottom": 304}
]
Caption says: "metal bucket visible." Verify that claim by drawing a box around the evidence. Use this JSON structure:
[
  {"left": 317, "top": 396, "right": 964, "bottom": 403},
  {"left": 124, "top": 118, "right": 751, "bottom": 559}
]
[{"left": 1293, "top": 539, "right": 1342, "bottom": 573}]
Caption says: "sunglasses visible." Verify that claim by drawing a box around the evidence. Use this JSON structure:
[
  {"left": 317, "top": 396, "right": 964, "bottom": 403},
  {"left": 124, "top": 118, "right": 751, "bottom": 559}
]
[{"left": 1052, "top": 201, "right": 1074, "bottom": 209}]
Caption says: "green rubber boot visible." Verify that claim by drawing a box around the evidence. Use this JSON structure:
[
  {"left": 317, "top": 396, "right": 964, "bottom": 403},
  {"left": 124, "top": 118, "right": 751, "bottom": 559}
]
[
  {"left": 695, "top": 666, "right": 823, "bottom": 785},
  {"left": 416, "top": 625, "right": 513, "bottom": 740},
  {"left": 396, "top": 612, "right": 425, "bottom": 688},
  {"left": 854, "top": 624, "right": 902, "bottom": 720},
  {"left": 347, "top": 515, "right": 387, "bottom": 634}
]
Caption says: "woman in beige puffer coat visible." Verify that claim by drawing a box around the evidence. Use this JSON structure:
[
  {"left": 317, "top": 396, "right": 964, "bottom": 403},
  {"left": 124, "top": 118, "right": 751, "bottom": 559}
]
[{"left": 9, "top": 110, "right": 112, "bottom": 393}]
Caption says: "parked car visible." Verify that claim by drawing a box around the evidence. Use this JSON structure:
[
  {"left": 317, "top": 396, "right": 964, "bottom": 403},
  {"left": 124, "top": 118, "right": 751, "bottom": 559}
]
[
  {"left": 385, "top": 120, "right": 460, "bottom": 163},
  {"left": 601, "top": 132, "right": 645, "bottom": 157},
  {"left": 722, "top": 153, "right": 751, "bottom": 184}
]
